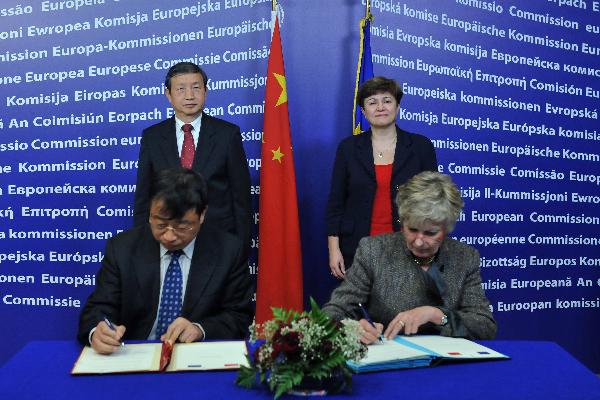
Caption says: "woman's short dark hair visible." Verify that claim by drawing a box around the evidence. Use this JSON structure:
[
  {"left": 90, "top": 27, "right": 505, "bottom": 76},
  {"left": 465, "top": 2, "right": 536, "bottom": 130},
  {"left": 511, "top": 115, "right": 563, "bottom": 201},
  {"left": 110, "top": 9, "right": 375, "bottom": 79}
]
[
  {"left": 152, "top": 168, "right": 208, "bottom": 220},
  {"left": 357, "top": 76, "right": 403, "bottom": 108},
  {"left": 164, "top": 62, "right": 208, "bottom": 90}
]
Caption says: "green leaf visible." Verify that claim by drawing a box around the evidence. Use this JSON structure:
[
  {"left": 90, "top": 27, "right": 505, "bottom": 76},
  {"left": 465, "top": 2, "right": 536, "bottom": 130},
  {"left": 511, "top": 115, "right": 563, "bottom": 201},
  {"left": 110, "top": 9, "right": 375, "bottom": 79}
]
[
  {"left": 236, "top": 365, "right": 259, "bottom": 388},
  {"left": 271, "top": 368, "right": 304, "bottom": 399},
  {"left": 272, "top": 306, "right": 301, "bottom": 324}
]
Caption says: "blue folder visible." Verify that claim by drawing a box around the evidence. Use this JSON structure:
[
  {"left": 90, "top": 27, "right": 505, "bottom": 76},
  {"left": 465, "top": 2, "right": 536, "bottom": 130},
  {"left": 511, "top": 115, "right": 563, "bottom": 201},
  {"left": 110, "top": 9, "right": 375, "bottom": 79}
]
[{"left": 347, "top": 335, "right": 509, "bottom": 373}]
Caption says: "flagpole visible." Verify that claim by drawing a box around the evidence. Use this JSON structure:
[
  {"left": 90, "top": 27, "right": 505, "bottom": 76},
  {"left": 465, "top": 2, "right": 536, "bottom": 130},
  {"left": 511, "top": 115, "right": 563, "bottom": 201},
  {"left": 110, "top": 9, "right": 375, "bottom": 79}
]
[{"left": 272, "top": 0, "right": 277, "bottom": 11}]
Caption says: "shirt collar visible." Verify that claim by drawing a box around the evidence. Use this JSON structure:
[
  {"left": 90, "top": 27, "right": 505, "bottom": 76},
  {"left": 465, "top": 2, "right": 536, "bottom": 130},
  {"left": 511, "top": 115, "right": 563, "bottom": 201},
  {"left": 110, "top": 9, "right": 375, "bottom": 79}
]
[
  {"left": 175, "top": 115, "right": 202, "bottom": 135},
  {"left": 159, "top": 237, "right": 197, "bottom": 260}
]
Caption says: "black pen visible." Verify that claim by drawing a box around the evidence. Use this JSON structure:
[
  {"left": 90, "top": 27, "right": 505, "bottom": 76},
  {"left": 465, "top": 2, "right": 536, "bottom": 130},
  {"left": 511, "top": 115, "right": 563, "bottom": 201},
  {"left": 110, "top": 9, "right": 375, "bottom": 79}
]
[
  {"left": 103, "top": 316, "right": 125, "bottom": 347},
  {"left": 357, "top": 303, "right": 384, "bottom": 343}
]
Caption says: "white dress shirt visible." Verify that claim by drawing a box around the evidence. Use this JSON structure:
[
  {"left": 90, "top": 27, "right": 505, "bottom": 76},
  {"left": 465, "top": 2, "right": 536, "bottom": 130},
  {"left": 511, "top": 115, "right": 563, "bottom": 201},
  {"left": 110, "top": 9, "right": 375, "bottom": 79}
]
[{"left": 175, "top": 115, "right": 202, "bottom": 157}]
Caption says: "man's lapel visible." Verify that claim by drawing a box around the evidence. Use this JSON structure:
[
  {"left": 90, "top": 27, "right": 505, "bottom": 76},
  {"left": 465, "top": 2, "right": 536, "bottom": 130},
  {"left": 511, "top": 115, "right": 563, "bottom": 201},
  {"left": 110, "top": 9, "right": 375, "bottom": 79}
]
[
  {"left": 159, "top": 117, "right": 181, "bottom": 166},
  {"left": 134, "top": 227, "right": 162, "bottom": 316},
  {"left": 182, "top": 228, "right": 218, "bottom": 313},
  {"left": 193, "top": 113, "right": 217, "bottom": 171}
]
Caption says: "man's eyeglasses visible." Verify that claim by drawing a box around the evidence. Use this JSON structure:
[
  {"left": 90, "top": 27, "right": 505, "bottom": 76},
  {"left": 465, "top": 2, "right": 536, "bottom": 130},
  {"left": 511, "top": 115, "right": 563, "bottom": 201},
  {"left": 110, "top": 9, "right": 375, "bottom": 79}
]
[{"left": 149, "top": 218, "right": 195, "bottom": 235}]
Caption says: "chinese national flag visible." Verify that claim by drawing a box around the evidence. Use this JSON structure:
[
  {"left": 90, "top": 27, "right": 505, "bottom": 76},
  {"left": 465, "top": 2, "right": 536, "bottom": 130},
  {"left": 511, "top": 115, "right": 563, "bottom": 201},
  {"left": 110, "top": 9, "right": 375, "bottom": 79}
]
[{"left": 255, "top": 16, "right": 303, "bottom": 324}]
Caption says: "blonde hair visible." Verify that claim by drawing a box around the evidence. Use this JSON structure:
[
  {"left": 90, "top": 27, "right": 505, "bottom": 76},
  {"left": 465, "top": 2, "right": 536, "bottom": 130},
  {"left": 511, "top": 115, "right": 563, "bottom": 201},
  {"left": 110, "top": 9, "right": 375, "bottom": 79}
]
[{"left": 395, "top": 171, "right": 463, "bottom": 232}]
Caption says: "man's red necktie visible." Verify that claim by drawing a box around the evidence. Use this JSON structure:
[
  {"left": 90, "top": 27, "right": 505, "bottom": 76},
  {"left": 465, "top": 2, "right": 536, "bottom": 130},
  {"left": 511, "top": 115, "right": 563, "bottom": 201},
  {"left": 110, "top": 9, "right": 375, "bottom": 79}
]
[{"left": 180, "top": 124, "right": 195, "bottom": 169}]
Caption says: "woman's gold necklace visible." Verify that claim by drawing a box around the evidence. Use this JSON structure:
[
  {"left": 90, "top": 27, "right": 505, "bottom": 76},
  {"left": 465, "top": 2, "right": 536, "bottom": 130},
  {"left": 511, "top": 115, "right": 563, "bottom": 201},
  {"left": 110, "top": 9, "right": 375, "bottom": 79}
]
[
  {"left": 373, "top": 137, "right": 396, "bottom": 158},
  {"left": 412, "top": 255, "right": 435, "bottom": 266}
]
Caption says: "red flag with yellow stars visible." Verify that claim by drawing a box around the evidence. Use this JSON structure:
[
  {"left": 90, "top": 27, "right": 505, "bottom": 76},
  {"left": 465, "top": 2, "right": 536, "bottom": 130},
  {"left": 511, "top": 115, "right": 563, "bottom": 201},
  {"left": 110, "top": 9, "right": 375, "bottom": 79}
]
[{"left": 255, "top": 16, "right": 303, "bottom": 325}]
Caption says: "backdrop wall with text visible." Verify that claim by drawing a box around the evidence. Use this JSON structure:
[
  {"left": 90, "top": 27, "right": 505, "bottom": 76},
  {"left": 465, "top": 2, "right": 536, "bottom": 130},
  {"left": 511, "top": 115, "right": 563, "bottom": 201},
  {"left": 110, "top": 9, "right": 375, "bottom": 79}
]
[{"left": 0, "top": 0, "right": 599, "bottom": 371}]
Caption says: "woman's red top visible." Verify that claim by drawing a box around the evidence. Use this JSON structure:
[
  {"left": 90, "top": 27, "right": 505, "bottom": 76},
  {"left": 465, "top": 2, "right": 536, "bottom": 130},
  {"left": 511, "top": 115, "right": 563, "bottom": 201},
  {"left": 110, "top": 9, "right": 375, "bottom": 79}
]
[{"left": 370, "top": 164, "right": 394, "bottom": 236}]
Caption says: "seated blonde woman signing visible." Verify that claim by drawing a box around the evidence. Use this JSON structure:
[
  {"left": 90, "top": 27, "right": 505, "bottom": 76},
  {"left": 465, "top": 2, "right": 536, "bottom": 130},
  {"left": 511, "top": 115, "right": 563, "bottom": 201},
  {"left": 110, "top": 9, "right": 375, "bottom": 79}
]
[{"left": 322, "top": 171, "right": 496, "bottom": 343}]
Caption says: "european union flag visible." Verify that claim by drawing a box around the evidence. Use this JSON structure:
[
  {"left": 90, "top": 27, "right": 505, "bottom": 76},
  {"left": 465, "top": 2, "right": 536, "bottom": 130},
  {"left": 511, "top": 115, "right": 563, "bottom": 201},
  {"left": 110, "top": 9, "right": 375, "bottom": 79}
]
[{"left": 353, "top": 12, "right": 374, "bottom": 135}]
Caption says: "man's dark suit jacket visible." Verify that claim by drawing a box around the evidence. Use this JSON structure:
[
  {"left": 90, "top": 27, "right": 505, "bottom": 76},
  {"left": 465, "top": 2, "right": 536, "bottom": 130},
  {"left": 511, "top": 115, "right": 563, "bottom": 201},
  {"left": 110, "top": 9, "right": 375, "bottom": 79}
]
[
  {"left": 133, "top": 113, "right": 251, "bottom": 249},
  {"left": 326, "top": 126, "right": 438, "bottom": 266},
  {"left": 77, "top": 225, "right": 254, "bottom": 345}
]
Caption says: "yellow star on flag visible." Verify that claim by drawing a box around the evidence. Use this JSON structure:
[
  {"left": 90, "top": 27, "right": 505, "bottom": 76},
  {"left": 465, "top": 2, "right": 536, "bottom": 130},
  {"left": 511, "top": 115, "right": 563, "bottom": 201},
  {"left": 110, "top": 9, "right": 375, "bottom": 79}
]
[
  {"left": 274, "top": 73, "right": 287, "bottom": 107},
  {"left": 271, "top": 146, "right": 284, "bottom": 163}
]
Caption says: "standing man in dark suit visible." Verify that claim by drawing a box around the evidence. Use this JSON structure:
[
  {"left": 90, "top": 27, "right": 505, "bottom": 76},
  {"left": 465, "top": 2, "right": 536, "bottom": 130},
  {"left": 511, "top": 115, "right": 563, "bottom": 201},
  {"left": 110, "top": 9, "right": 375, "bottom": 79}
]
[
  {"left": 79, "top": 168, "right": 254, "bottom": 355},
  {"left": 133, "top": 62, "right": 251, "bottom": 252}
]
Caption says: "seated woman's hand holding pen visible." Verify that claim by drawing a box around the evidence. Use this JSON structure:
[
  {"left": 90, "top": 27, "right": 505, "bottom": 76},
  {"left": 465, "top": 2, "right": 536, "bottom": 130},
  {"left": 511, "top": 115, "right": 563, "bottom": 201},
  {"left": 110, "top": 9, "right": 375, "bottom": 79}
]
[{"left": 358, "top": 319, "right": 384, "bottom": 344}]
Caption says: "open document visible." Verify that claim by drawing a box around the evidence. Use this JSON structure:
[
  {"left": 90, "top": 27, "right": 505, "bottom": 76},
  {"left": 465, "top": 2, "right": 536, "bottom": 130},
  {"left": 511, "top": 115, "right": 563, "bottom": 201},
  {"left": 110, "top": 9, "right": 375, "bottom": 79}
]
[
  {"left": 347, "top": 335, "right": 509, "bottom": 373},
  {"left": 72, "top": 341, "right": 248, "bottom": 375}
]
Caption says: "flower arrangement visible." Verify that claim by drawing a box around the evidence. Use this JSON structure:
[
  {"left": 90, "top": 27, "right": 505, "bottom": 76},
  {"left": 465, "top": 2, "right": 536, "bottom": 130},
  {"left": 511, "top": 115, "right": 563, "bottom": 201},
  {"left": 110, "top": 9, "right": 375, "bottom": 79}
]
[{"left": 236, "top": 299, "right": 367, "bottom": 398}]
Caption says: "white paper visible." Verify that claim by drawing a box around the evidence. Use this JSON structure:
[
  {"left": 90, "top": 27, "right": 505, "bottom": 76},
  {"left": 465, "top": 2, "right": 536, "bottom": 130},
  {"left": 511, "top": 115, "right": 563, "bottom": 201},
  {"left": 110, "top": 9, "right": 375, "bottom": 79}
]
[
  {"left": 170, "top": 341, "right": 248, "bottom": 371},
  {"left": 401, "top": 335, "right": 508, "bottom": 359},
  {"left": 72, "top": 344, "right": 158, "bottom": 374}
]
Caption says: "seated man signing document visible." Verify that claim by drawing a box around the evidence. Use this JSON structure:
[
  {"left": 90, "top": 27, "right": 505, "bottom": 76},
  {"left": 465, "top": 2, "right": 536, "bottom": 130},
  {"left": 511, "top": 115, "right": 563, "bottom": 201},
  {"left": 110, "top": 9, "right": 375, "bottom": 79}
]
[{"left": 78, "top": 168, "right": 254, "bottom": 354}]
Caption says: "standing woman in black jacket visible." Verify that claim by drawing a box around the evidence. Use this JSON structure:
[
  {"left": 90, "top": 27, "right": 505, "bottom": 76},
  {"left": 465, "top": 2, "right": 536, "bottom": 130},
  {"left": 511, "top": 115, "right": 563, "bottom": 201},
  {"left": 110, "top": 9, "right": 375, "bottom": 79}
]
[{"left": 327, "top": 77, "right": 438, "bottom": 278}]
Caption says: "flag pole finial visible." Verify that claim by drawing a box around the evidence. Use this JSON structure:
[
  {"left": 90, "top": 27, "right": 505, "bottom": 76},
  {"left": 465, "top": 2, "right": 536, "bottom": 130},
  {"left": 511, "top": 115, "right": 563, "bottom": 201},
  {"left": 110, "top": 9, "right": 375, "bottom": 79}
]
[
  {"left": 272, "top": 0, "right": 277, "bottom": 11},
  {"left": 366, "top": 0, "right": 372, "bottom": 20}
]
